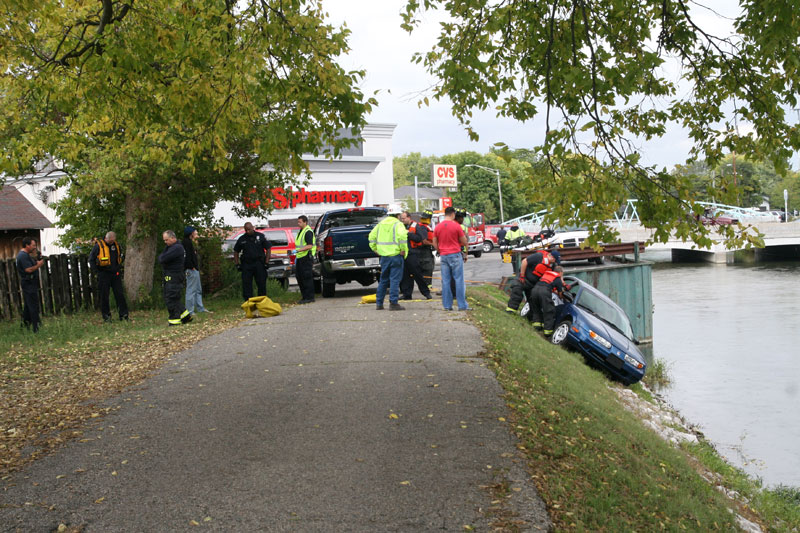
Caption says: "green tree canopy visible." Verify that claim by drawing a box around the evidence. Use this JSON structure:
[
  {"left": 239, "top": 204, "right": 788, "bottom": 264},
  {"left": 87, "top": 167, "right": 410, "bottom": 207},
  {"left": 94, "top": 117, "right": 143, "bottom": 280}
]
[
  {"left": 1, "top": 0, "right": 372, "bottom": 300},
  {"left": 401, "top": 0, "right": 799, "bottom": 247}
]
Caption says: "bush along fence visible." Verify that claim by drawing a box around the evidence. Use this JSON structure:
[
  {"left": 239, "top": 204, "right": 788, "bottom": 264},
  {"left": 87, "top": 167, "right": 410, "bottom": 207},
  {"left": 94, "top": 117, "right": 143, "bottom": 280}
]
[{"left": 0, "top": 253, "right": 99, "bottom": 321}]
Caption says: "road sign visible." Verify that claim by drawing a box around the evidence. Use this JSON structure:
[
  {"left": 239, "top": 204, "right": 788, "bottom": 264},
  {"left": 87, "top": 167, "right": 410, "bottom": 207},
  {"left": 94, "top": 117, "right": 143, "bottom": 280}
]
[{"left": 432, "top": 164, "right": 457, "bottom": 188}]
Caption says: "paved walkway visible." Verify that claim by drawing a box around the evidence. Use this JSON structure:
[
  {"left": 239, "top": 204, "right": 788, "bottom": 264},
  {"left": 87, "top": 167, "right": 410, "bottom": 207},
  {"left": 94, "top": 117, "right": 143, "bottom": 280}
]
[{"left": 1, "top": 292, "right": 551, "bottom": 532}]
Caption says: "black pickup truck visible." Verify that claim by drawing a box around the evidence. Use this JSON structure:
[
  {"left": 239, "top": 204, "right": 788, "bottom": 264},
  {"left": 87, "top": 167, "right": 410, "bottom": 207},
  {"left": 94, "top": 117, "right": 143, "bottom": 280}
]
[{"left": 313, "top": 207, "right": 387, "bottom": 298}]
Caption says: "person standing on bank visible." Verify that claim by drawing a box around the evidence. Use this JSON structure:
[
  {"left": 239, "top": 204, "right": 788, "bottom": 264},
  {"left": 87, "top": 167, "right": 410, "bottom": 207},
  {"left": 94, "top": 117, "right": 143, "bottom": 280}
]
[
  {"left": 294, "top": 215, "right": 316, "bottom": 304},
  {"left": 88, "top": 231, "right": 129, "bottom": 322},
  {"left": 233, "top": 222, "right": 272, "bottom": 301},
  {"left": 368, "top": 211, "right": 408, "bottom": 311},
  {"left": 432, "top": 206, "right": 470, "bottom": 311},
  {"left": 16, "top": 237, "right": 44, "bottom": 333},
  {"left": 183, "top": 226, "right": 211, "bottom": 315},
  {"left": 399, "top": 211, "right": 432, "bottom": 300},
  {"left": 159, "top": 230, "right": 192, "bottom": 326}
]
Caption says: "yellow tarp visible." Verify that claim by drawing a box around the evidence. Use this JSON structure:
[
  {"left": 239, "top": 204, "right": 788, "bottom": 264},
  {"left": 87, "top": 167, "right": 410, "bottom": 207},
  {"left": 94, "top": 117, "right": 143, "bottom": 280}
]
[
  {"left": 241, "top": 296, "right": 282, "bottom": 318},
  {"left": 360, "top": 294, "right": 377, "bottom": 304}
]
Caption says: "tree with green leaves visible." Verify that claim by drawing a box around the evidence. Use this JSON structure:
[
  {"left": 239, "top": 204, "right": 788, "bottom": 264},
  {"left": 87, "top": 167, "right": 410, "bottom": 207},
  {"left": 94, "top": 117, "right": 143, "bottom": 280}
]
[
  {"left": 402, "top": 0, "right": 798, "bottom": 248},
  {"left": 1, "top": 0, "right": 372, "bottom": 301}
]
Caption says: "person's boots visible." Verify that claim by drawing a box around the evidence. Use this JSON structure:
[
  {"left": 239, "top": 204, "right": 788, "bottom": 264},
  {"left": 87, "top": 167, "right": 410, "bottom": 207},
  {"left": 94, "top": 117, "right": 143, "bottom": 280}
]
[{"left": 389, "top": 303, "right": 405, "bottom": 311}]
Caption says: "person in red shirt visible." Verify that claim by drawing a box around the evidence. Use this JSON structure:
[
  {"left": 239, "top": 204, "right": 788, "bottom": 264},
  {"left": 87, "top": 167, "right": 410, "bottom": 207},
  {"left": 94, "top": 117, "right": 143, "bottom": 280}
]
[{"left": 432, "top": 207, "right": 470, "bottom": 311}]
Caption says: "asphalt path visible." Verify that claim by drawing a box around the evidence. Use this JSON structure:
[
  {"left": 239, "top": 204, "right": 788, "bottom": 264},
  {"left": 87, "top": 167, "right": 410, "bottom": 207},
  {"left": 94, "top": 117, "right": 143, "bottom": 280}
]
[{"left": 1, "top": 280, "right": 551, "bottom": 532}]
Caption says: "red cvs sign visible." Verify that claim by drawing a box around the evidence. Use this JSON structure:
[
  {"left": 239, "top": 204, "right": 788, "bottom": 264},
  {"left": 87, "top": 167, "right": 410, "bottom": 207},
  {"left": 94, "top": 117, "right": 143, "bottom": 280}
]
[
  {"left": 245, "top": 187, "right": 365, "bottom": 210},
  {"left": 432, "top": 164, "right": 458, "bottom": 188},
  {"left": 440, "top": 197, "right": 453, "bottom": 209}
]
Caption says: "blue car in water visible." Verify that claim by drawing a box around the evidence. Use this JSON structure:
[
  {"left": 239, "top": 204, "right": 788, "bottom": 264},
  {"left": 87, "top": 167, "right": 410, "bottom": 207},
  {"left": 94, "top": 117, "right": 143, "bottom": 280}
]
[{"left": 550, "top": 276, "right": 647, "bottom": 385}]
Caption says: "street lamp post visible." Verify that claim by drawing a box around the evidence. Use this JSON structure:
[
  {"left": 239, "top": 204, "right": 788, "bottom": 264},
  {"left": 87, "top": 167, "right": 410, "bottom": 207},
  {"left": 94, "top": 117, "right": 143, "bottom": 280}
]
[{"left": 463, "top": 164, "right": 504, "bottom": 222}]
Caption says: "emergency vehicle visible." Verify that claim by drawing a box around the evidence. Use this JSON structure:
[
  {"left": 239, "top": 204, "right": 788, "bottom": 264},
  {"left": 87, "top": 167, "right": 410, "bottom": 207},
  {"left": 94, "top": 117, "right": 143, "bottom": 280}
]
[{"left": 429, "top": 210, "right": 484, "bottom": 258}]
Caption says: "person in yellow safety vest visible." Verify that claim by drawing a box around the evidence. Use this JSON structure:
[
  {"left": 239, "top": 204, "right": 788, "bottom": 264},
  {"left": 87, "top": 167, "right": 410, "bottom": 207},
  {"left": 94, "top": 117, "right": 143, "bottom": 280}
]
[
  {"left": 294, "top": 215, "right": 317, "bottom": 304},
  {"left": 505, "top": 224, "right": 526, "bottom": 246},
  {"left": 368, "top": 212, "right": 408, "bottom": 311},
  {"left": 530, "top": 265, "right": 567, "bottom": 336},
  {"left": 88, "top": 231, "right": 129, "bottom": 322}
]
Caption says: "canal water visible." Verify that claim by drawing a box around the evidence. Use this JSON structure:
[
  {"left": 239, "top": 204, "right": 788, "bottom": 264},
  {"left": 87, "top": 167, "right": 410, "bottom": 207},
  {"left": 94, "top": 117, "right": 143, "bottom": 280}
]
[{"left": 646, "top": 255, "right": 800, "bottom": 488}]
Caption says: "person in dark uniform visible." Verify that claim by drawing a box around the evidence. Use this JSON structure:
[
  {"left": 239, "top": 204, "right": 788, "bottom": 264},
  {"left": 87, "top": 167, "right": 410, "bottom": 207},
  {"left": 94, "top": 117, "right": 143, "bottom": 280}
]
[
  {"left": 88, "top": 231, "right": 129, "bottom": 322},
  {"left": 530, "top": 265, "right": 566, "bottom": 336},
  {"left": 233, "top": 222, "right": 272, "bottom": 301},
  {"left": 16, "top": 237, "right": 44, "bottom": 333},
  {"left": 399, "top": 211, "right": 432, "bottom": 300},
  {"left": 158, "top": 230, "right": 192, "bottom": 326},
  {"left": 294, "top": 215, "right": 316, "bottom": 304},
  {"left": 505, "top": 249, "right": 558, "bottom": 318},
  {"left": 417, "top": 211, "right": 435, "bottom": 286}
]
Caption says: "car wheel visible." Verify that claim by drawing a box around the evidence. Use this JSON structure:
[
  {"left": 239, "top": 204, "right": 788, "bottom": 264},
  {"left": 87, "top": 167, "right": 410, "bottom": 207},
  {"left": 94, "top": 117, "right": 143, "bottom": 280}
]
[
  {"left": 519, "top": 301, "right": 529, "bottom": 318},
  {"left": 483, "top": 241, "right": 493, "bottom": 253},
  {"left": 551, "top": 320, "right": 571, "bottom": 346}
]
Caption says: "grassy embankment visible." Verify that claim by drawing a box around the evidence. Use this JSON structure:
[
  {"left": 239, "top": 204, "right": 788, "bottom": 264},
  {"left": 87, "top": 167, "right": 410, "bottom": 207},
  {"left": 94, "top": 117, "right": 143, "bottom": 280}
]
[
  {"left": 0, "top": 282, "right": 299, "bottom": 476},
  {"left": 467, "top": 285, "right": 800, "bottom": 531}
]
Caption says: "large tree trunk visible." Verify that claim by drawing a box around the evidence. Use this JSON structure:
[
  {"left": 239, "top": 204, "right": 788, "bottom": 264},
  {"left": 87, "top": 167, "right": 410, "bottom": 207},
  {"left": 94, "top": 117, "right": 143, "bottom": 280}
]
[{"left": 124, "top": 195, "right": 157, "bottom": 304}]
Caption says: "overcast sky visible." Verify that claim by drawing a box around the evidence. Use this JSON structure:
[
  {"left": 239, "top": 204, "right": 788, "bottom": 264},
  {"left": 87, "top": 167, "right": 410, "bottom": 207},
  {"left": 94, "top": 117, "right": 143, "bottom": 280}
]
[{"left": 323, "top": 0, "right": 746, "bottom": 170}]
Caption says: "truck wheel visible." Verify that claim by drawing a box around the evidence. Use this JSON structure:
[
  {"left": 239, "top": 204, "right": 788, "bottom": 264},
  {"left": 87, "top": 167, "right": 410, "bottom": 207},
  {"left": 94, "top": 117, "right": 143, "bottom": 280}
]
[
  {"left": 472, "top": 250, "right": 483, "bottom": 258},
  {"left": 482, "top": 241, "right": 493, "bottom": 253},
  {"left": 322, "top": 282, "right": 335, "bottom": 298}
]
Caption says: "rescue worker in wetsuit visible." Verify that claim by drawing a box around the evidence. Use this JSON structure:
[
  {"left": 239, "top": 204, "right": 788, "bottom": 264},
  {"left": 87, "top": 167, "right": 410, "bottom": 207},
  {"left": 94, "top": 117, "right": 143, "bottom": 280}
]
[
  {"left": 88, "top": 231, "right": 129, "bottom": 322},
  {"left": 399, "top": 211, "right": 432, "bottom": 300},
  {"left": 530, "top": 265, "right": 567, "bottom": 336},
  {"left": 417, "top": 210, "right": 436, "bottom": 288},
  {"left": 505, "top": 249, "right": 558, "bottom": 318},
  {"left": 233, "top": 222, "right": 272, "bottom": 301},
  {"left": 159, "top": 229, "right": 192, "bottom": 326}
]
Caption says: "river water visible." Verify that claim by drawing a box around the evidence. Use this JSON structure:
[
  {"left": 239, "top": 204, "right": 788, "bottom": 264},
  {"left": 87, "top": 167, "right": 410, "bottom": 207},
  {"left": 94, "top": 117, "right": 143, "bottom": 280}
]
[{"left": 646, "top": 255, "right": 800, "bottom": 488}]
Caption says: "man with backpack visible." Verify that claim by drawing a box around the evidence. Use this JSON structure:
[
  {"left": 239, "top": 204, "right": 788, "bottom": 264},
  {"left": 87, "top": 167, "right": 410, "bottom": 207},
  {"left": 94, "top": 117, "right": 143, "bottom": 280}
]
[{"left": 88, "top": 231, "right": 129, "bottom": 322}]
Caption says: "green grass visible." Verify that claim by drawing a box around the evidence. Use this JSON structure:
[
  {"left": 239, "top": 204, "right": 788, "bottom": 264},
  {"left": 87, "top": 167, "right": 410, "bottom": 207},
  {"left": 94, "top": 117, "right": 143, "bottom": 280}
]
[
  {"left": 466, "top": 286, "right": 794, "bottom": 531},
  {"left": 686, "top": 440, "right": 800, "bottom": 531},
  {"left": 1, "top": 279, "right": 297, "bottom": 361}
]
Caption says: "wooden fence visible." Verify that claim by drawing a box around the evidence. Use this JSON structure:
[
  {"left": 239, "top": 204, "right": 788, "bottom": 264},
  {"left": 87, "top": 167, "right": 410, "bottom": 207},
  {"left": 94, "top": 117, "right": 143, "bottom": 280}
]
[{"left": 0, "top": 254, "right": 99, "bottom": 321}]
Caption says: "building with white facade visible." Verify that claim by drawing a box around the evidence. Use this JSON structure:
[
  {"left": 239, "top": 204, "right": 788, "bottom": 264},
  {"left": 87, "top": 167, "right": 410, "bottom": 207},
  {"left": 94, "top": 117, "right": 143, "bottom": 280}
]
[{"left": 213, "top": 123, "right": 397, "bottom": 226}]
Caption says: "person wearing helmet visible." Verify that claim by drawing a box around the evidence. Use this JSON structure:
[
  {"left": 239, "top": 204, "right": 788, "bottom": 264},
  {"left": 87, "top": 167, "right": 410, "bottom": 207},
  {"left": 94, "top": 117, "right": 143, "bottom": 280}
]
[{"left": 417, "top": 210, "right": 435, "bottom": 286}]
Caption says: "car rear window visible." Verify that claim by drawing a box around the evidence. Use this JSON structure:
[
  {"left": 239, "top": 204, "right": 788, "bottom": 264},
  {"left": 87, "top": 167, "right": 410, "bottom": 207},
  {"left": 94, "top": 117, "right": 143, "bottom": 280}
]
[
  {"left": 261, "top": 230, "right": 289, "bottom": 246},
  {"left": 321, "top": 210, "right": 385, "bottom": 230}
]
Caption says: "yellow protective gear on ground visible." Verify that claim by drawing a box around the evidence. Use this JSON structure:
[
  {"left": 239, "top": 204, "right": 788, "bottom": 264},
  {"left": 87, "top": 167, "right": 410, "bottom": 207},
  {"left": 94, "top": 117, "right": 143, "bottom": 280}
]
[
  {"left": 360, "top": 294, "right": 377, "bottom": 304},
  {"left": 241, "top": 296, "right": 282, "bottom": 318}
]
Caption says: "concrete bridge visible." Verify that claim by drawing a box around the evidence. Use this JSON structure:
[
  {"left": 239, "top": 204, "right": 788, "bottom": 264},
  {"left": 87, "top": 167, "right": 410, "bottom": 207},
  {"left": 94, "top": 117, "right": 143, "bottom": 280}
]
[{"left": 617, "top": 221, "right": 800, "bottom": 263}]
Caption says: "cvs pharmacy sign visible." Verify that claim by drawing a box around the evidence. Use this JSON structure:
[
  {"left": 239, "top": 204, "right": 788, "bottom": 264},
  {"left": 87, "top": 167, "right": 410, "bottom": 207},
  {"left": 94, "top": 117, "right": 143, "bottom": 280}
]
[
  {"left": 432, "top": 164, "right": 458, "bottom": 188},
  {"left": 245, "top": 187, "right": 365, "bottom": 210}
]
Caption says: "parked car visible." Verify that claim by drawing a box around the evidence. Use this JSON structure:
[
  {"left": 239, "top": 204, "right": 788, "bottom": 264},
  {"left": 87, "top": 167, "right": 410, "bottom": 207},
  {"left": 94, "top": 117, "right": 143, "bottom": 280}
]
[
  {"left": 223, "top": 226, "right": 300, "bottom": 289},
  {"left": 547, "top": 276, "right": 647, "bottom": 385}
]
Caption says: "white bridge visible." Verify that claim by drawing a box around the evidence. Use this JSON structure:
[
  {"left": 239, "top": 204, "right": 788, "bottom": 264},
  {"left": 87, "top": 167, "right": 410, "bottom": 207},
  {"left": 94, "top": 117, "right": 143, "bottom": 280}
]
[{"left": 504, "top": 200, "right": 800, "bottom": 263}]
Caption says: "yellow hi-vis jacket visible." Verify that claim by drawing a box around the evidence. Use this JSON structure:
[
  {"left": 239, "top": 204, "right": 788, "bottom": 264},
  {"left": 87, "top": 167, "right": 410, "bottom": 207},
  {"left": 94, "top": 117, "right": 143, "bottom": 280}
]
[
  {"left": 368, "top": 216, "right": 408, "bottom": 258},
  {"left": 294, "top": 226, "right": 316, "bottom": 259},
  {"left": 506, "top": 227, "right": 526, "bottom": 241}
]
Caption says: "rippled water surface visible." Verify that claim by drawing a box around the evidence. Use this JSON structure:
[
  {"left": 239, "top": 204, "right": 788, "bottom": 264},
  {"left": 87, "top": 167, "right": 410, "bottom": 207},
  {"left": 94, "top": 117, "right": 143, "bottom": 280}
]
[{"left": 649, "top": 259, "right": 800, "bottom": 487}]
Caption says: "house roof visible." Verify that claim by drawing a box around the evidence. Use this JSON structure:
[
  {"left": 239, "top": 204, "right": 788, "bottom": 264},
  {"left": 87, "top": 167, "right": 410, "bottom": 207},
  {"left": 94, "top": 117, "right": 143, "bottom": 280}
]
[
  {"left": 0, "top": 186, "right": 52, "bottom": 230},
  {"left": 394, "top": 186, "right": 444, "bottom": 201}
]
